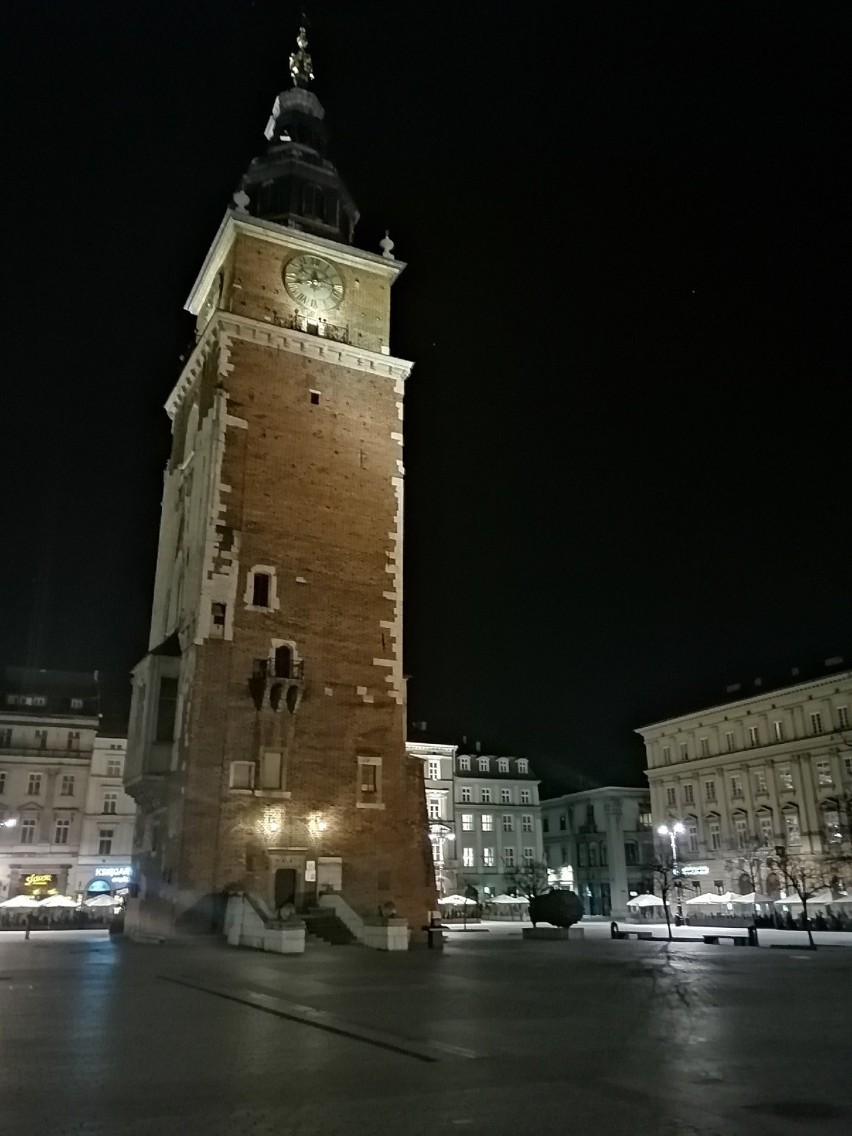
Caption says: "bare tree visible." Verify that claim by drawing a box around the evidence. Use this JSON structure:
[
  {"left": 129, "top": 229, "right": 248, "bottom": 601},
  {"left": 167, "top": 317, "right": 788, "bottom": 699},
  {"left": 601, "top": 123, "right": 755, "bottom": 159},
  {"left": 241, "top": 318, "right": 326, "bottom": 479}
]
[
  {"left": 503, "top": 858, "right": 550, "bottom": 900},
  {"left": 644, "top": 851, "right": 677, "bottom": 941},
  {"left": 775, "top": 849, "right": 834, "bottom": 950}
]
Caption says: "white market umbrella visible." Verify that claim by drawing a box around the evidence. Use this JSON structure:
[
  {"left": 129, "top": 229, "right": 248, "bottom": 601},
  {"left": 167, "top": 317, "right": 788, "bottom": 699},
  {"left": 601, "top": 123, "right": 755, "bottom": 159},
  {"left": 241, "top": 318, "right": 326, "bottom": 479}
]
[
  {"left": 0, "top": 894, "right": 42, "bottom": 909},
  {"left": 437, "top": 894, "right": 475, "bottom": 906},
  {"left": 730, "top": 892, "right": 774, "bottom": 906},
  {"left": 84, "top": 894, "right": 117, "bottom": 908},
  {"left": 39, "top": 895, "right": 79, "bottom": 908},
  {"left": 776, "top": 889, "right": 843, "bottom": 908},
  {"left": 492, "top": 894, "right": 517, "bottom": 904},
  {"left": 685, "top": 892, "right": 728, "bottom": 906},
  {"left": 627, "top": 894, "right": 666, "bottom": 908}
]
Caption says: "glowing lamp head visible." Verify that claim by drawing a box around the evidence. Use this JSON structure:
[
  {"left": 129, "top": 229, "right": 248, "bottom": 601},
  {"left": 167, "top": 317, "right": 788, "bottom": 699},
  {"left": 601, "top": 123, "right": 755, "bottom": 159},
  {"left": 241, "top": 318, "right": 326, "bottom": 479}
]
[
  {"left": 657, "top": 825, "right": 669, "bottom": 836},
  {"left": 1, "top": 818, "right": 17, "bottom": 828},
  {"left": 673, "top": 822, "right": 686, "bottom": 834}
]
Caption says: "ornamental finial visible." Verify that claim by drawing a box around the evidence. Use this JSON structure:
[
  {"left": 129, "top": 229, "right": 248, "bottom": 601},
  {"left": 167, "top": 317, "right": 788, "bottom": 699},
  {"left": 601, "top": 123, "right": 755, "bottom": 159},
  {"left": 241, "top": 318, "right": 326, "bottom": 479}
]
[{"left": 289, "top": 26, "right": 314, "bottom": 87}]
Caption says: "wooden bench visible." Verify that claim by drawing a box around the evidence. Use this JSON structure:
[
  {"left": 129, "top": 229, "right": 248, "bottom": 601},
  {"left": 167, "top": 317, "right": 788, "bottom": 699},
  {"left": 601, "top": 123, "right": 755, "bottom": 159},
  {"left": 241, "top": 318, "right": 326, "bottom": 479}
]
[{"left": 702, "top": 934, "right": 748, "bottom": 946}]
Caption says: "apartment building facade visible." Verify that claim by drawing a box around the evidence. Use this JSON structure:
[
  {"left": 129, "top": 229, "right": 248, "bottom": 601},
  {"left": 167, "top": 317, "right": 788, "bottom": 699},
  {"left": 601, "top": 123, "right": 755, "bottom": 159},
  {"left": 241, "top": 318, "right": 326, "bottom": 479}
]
[
  {"left": 0, "top": 668, "right": 135, "bottom": 901},
  {"left": 637, "top": 667, "right": 852, "bottom": 897},
  {"left": 541, "top": 788, "right": 654, "bottom": 918}
]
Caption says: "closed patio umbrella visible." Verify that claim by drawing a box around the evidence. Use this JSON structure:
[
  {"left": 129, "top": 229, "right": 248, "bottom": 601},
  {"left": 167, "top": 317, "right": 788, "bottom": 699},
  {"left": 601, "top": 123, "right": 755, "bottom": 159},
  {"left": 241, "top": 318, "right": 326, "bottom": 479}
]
[
  {"left": 39, "top": 895, "right": 79, "bottom": 908},
  {"left": 84, "top": 894, "right": 117, "bottom": 908}
]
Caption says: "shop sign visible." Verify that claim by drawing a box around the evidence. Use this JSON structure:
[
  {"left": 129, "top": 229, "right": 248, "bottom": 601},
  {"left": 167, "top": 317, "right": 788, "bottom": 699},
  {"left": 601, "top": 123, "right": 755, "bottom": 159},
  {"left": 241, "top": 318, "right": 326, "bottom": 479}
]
[
  {"left": 94, "top": 866, "right": 133, "bottom": 887},
  {"left": 23, "top": 873, "right": 58, "bottom": 895},
  {"left": 678, "top": 864, "right": 709, "bottom": 877}
]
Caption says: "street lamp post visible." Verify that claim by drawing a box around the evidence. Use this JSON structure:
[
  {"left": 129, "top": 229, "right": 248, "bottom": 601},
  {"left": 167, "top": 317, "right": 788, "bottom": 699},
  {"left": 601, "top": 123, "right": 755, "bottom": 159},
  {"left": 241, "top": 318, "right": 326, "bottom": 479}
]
[{"left": 657, "top": 822, "right": 686, "bottom": 922}]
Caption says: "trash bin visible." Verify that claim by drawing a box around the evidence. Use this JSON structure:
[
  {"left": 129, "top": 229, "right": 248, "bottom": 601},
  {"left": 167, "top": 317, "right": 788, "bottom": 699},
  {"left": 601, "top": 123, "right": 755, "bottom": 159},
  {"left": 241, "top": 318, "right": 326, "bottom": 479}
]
[
  {"left": 747, "top": 924, "right": 759, "bottom": 947},
  {"left": 424, "top": 922, "right": 445, "bottom": 950}
]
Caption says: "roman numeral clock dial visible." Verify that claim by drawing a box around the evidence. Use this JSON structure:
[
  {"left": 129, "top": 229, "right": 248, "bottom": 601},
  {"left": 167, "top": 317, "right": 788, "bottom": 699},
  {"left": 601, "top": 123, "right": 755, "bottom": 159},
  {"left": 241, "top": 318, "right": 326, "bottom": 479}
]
[{"left": 283, "top": 254, "right": 344, "bottom": 312}]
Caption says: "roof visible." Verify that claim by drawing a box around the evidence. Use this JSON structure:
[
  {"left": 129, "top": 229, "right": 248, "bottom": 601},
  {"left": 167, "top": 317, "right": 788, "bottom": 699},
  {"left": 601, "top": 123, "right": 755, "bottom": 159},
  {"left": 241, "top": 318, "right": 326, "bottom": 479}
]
[
  {"left": 540, "top": 786, "right": 650, "bottom": 806},
  {"left": 636, "top": 655, "right": 852, "bottom": 734},
  {"left": 0, "top": 666, "right": 99, "bottom": 719}
]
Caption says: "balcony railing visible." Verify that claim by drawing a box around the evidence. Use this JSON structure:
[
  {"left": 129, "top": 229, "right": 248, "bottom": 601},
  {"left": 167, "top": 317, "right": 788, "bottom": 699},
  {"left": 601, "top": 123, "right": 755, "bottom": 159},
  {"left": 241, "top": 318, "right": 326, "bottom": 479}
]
[{"left": 284, "top": 312, "right": 349, "bottom": 344}]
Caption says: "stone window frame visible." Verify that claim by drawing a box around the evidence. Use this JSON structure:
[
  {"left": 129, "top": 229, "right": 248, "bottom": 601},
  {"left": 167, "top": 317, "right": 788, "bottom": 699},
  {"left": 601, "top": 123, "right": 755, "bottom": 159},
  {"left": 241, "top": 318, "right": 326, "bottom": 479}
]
[
  {"left": 229, "top": 761, "right": 255, "bottom": 793},
  {"left": 356, "top": 756, "right": 384, "bottom": 810},
  {"left": 244, "top": 565, "right": 280, "bottom": 612}
]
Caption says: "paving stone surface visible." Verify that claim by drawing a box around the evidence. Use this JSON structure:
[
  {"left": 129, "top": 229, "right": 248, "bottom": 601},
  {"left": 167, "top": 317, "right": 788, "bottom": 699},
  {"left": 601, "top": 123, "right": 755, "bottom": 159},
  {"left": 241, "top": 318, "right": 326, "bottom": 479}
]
[{"left": 1, "top": 928, "right": 850, "bottom": 1135}]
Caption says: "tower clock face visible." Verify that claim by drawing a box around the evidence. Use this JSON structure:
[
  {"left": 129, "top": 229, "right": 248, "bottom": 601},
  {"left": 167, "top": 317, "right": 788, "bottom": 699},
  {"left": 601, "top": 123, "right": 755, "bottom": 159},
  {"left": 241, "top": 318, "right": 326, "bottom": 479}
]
[{"left": 283, "top": 254, "right": 344, "bottom": 312}]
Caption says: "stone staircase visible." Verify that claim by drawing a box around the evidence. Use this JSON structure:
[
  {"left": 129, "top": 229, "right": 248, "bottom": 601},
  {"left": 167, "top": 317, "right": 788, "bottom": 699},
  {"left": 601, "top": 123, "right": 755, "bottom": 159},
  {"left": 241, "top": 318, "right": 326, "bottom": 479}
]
[{"left": 303, "top": 909, "right": 358, "bottom": 946}]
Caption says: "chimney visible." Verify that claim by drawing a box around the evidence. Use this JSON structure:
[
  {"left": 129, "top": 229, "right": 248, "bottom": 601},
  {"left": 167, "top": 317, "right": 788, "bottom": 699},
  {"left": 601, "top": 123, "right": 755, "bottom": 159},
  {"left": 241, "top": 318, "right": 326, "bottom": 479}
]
[{"left": 475, "top": 740, "right": 481, "bottom": 754}]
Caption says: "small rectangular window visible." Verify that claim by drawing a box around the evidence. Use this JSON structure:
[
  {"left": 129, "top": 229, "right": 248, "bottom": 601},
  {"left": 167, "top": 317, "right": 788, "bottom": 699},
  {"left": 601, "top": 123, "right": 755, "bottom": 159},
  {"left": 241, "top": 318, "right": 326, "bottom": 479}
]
[
  {"left": 98, "top": 829, "right": 114, "bottom": 855},
  {"left": 27, "top": 773, "right": 42, "bottom": 796},
  {"left": 35, "top": 730, "right": 48, "bottom": 750},
  {"left": 252, "top": 573, "right": 271, "bottom": 608},
  {"left": 230, "top": 761, "right": 254, "bottom": 790},
  {"left": 501, "top": 788, "right": 511, "bottom": 803},
  {"left": 481, "top": 814, "right": 493, "bottom": 831},
  {"left": 522, "top": 814, "right": 533, "bottom": 832},
  {"left": 67, "top": 731, "right": 80, "bottom": 750},
  {"left": 683, "top": 784, "right": 694, "bottom": 804},
  {"left": 54, "top": 818, "right": 71, "bottom": 845},
  {"left": 704, "top": 780, "right": 716, "bottom": 802},
  {"left": 461, "top": 786, "right": 472, "bottom": 803},
  {"left": 759, "top": 814, "right": 773, "bottom": 845},
  {"left": 211, "top": 602, "right": 226, "bottom": 631},
  {"left": 309, "top": 390, "right": 320, "bottom": 405},
  {"left": 259, "top": 750, "right": 283, "bottom": 790},
  {"left": 773, "top": 720, "right": 784, "bottom": 742},
  {"left": 498, "top": 758, "right": 509, "bottom": 773},
  {"left": 679, "top": 743, "right": 689, "bottom": 761},
  {"left": 845, "top": 756, "right": 852, "bottom": 778},
  {"left": 462, "top": 847, "right": 474, "bottom": 868},
  {"left": 427, "top": 760, "right": 441, "bottom": 781},
  {"left": 60, "top": 775, "right": 75, "bottom": 796},
  {"left": 662, "top": 746, "right": 671, "bottom": 765},
  {"left": 483, "top": 847, "right": 495, "bottom": 868},
  {"left": 517, "top": 759, "right": 528, "bottom": 773},
  {"left": 20, "top": 818, "right": 37, "bottom": 845},
  {"left": 709, "top": 821, "right": 721, "bottom": 850},
  {"left": 753, "top": 771, "right": 767, "bottom": 794},
  {"left": 779, "top": 766, "right": 794, "bottom": 790},
  {"left": 503, "top": 847, "right": 515, "bottom": 867},
  {"left": 725, "top": 731, "right": 735, "bottom": 752},
  {"left": 559, "top": 814, "right": 567, "bottom": 830},
  {"left": 523, "top": 847, "right": 535, "bottom": 864},
  {"left": 520, "top": 789, "right": 531, "bottom": 804},
  {"left": 624, "top": 841, "right": 638, "bottom": 865},
  {"left": 106, "top": 759, "right": 122, "bottom": 778},
  {"left": 70, "top": 698, "right": 84, "bottom": 710},
  {"left": 731, "top": 775, "right": 743, "bottom": 798},
  {"left": 357, "top": 757, "right": 382, "bottom": 804},
  {"left": 461, "top": 813, "right": 473, "bottom": 832},
  {"left": 699, "top": 737, "right": 710, "bottom": 757},
  {"left": 155, "top": 677, "right": 178, "bottom": 743},
  {"left": 784, "top": 813, "right": 801, "bottom": 845},
  {"left": 748, "top": 726, "right": 760, "bottom": 747},
  {"left": 810, "top": 711, "right": 823, "bottom": 735},
  {"left": 838, "top": 706, "right": 849, "bottom": 730},
  {"left": 666, "top": 787, "right": 676, "bottom": 807},
  {"left": 458, "top": 756, "right": 470, "bottom": 771},
  {"left": 502, "top": 814, "right": 513, "bottom": 832},
  {"left": 478, "top": 757, "right": 489, "bottom": 772},
  {"left": 816, "top": 760, "right": 833, "bottom": 786},
  {"left": 103, "top": 791, "right": 119, "bottom": 815},
  {"left": 0, "top": 771, "right": 6, "bottom": 794},
  {"left": 480, "top": 787, "right": 491, "bottom": 803},
  {"left": 427, "top": 799, "right": 441, "bottom": 820},
  {"left": 687, "top": 824, "right": 699, "bottom": 853},
  {"left": 0, "top": 728, "right": 10, "bottom": 747}
]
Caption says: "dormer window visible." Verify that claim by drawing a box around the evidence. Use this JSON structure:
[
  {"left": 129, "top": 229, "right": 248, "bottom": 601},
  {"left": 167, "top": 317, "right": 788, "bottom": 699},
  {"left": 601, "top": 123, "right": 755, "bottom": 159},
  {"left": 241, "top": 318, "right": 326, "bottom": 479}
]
[
  {"left": 517, "top": 759, "right": 529, "bottom": 774},
  {"left": 478, "top": 757, "right": 489, "bottom": 772},
  {"left": 498, "top": 758, "right": 509, "bottom": 773},
  {"left": 458, "top": 756, "right": 470, "bottom": 771}
]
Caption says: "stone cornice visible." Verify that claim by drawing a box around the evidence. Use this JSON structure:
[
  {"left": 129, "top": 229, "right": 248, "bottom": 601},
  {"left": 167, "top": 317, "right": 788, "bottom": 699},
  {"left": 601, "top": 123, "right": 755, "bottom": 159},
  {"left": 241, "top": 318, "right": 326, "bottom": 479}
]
[
  {"left": 165, "top": 312, "right": 413, "bottom": 419},
  {"left": 636, "top": 670, "right": 852, "bottom": 737},
  {"left": 186, "top": 209, "right": 406, "bottom": 316}
]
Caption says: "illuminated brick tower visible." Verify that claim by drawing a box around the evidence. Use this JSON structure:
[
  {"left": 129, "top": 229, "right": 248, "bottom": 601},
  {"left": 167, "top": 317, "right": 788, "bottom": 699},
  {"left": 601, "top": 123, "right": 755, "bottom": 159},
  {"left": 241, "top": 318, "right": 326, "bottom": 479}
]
[{"left": 125, "top": 29, "right": 436, "bottom": 939}]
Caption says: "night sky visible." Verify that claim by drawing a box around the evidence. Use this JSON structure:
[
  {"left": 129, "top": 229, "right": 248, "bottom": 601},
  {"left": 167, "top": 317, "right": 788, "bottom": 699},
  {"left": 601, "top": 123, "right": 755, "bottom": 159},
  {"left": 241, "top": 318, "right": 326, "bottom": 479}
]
[{"left": 2, "top": 2, "right": 851, "bottom": 791}]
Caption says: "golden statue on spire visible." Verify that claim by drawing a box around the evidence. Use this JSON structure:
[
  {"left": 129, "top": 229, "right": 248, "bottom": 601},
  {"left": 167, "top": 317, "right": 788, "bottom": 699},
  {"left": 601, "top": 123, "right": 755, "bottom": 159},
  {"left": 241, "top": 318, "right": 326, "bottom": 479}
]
[{"left": 289, "top": 26, "right": 314, "bottom": 86}]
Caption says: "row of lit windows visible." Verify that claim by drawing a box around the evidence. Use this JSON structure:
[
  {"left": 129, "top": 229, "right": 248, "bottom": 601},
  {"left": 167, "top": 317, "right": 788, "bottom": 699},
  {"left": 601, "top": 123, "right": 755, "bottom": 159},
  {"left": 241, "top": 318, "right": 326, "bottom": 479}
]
[
  {"left": 664, "top": 756, "right": 850, "bottom": 810},
  {"left": 0, "top": 771, "right": 122, "bottom": 809},
  {"left": 456, "top": 756, "right": 529, "bottom": 774},
  {"left": 0, "top": 728, "right": 92, "bottom": 751},
  {"left": 662, "top": 809, "right": 841, "bottom": 852},
  {"left": 4, "top": 694, "right": 85, "bottom": 709},
  {"left": 459, "top": 786, "right": 532, "bottom": 805},
  {"left": 10, "top": 819, "right": 115, "bottom": 852},
  {"left": 459, "top": 813, "right": 535, "bottom": 832},
  {"left": 659, "top": 706, "right": 850, "bottom": 764},
  {"left": 461, "top": 846, "right": 536, "bottom": 868}
]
